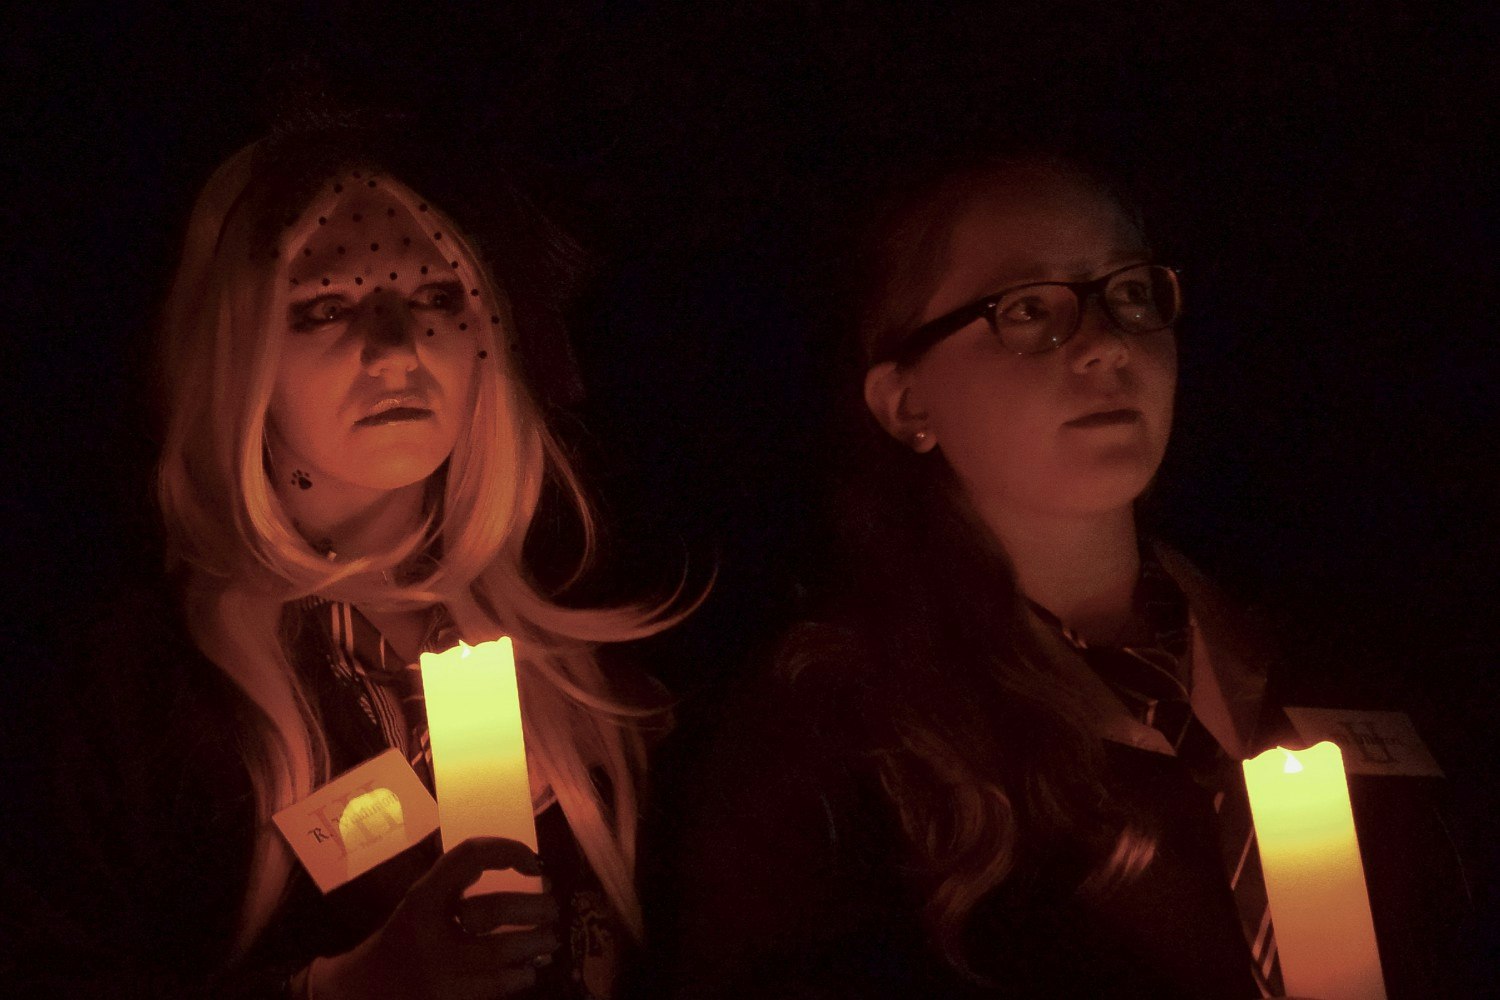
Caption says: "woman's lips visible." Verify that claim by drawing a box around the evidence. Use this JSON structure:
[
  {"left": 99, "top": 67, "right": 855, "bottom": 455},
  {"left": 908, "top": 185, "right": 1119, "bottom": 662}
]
[
  {"left": 356, "top": 394, "right": 432, "bottom": 426},
  {"left": 356, "top": 406, "right": 434, "bottom": 426},
  {"left": 1065, "top": 408, "right": 1141, "bottom": 428}
]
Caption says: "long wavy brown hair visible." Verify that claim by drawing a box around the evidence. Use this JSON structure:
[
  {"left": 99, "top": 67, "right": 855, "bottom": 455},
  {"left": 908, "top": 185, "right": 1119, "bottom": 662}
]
[{"left": 786, "top": 149, "right": 1160, "bottom": 977}]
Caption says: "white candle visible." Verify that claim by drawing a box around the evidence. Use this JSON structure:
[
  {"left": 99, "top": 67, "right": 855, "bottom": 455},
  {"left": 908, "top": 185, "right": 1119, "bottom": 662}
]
[
  {"left": 420, "top": 637, "right": 542, "bottom": 895},
  {"left": 1242, "top": 742, "right": 1386, "bottom": 1000}
]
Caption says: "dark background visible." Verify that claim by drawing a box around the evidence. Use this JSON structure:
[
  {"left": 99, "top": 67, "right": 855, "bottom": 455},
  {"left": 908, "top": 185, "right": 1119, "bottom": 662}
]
[{"left": 5, "top": 0, "right": 1496, "bottom": 933}]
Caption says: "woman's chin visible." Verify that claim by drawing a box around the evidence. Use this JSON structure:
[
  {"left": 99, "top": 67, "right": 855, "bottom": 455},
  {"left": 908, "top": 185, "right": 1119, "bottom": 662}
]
[
  {"left": 1040, "top": 462, "right": 1161, "bottom": 516},
  {"left": 341, "top": 451, "right": 449, "bottom": 494}
]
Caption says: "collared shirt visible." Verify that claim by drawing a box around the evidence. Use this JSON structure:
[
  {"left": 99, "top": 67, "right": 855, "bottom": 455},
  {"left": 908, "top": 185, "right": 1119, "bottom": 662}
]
[{"left": 1029, "top": 551, "right": 1284, "bottom": 996}]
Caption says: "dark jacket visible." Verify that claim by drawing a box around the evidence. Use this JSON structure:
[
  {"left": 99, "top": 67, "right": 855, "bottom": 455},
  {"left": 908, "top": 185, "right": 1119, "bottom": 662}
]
[
  {"left": 4, "top": 580, "right": 621, "bottom": 998},
  {"left": 659, "top": 553, "right": 1476, "bottom": 998}
]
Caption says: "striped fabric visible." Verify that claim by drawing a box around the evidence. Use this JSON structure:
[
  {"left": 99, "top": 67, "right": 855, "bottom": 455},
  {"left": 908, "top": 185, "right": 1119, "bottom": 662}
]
[
  {"left": 1036, "top": 556, "right": 1284, "bottom": 996},
  {"left": 290, "top": 600, "right": 623, "bottom": 998},
  {"left": 1176, "top": 710, "right": 1283, "bottom": 996},
  {"left": 299, "top": 596, "right": 437, "bottom": 789}
]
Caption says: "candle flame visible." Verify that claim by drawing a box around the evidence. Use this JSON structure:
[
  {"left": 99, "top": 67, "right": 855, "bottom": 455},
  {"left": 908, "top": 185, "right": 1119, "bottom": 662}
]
[{"left": 1282, "top": 749, "right": 1304, "bottom": 773}]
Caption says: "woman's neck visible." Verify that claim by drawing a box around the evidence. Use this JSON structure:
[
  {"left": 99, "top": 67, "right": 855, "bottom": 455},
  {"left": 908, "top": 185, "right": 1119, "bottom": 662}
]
[
  {"left": 275, "top": 472, "right": 428, "bottom": 561},
  {"left": 984, "top": 503, "right": 1143, "bottom": 645}
]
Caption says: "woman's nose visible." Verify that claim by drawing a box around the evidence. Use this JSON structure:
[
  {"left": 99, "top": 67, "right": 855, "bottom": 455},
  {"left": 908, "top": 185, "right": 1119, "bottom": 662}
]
[
  {"left": 1068, "top": 296, "right": 1130, "bottom": 373},
  {"left": 359, "top": 294, "right": 419, "bottom": 377}
]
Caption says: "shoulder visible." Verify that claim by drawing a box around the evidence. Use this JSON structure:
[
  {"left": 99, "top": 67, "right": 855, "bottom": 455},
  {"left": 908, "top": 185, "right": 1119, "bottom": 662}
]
[
  {"left": 11, "top": 574, "right": 256, "bottom": 984},
  {"left": 773, "top": 619, "right": 883, "bottom": 743},
  {"left": 1152, "top": 541, "right": 1289, "bottom": 752},
  {"left": 1152, "top": 542, "right": 1282, "bottom": 680},
  {"left": 678, "top": 620, "right": 877, "bottom": 826},
  {"left": 683, "top": 619, "right": 904, "bottom": 898},
  {"left": 663, "top": 628, "right": 926, "bottom": 997},
  {"left": 59, "top": 575, "right": 254, "bottom": 757}
]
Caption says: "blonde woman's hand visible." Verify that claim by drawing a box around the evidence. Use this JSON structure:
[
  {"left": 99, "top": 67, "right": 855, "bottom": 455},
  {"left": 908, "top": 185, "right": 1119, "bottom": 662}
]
[{"left": 310, "top": 836, "right": 560, "bottom": 1000}]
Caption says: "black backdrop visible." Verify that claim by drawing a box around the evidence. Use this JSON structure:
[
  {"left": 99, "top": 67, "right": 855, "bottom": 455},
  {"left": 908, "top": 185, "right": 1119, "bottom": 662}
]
[{"left": 5, "top": 0, "right": 1496, "bottom": 931}]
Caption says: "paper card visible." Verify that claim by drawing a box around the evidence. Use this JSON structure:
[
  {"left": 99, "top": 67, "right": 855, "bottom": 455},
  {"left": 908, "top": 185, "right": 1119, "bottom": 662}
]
[
  {"left": 273, "top": 748, "right": 440, "bottom": 893},
  {"left": 1283, "top": 706, "right": 1444, "bottom": 777}
]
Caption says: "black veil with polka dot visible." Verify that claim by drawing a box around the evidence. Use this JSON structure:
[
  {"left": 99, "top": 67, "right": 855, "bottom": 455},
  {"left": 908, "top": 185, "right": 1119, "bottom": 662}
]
[{"left": 241, "top": 119, "right": 586, "bottom": 408}]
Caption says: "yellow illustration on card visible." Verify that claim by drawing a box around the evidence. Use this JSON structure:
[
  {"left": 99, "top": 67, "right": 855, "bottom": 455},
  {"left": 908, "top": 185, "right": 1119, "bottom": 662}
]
[{"left": 272, "top": 749, "right": 440, "bottom": 892}]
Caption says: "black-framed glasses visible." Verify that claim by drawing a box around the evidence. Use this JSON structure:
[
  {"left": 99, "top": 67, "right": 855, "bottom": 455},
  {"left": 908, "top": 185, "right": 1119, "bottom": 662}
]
[{"left": 880, "top": 263, "right": 1182, "bottom": 363}]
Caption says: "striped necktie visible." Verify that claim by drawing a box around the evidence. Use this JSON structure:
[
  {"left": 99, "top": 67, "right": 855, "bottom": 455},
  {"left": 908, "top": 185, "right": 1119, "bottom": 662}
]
[
  {"left": 1035, "top": 560, "right": 1285, "bottom": 996},
  {"left": 313, "top": 599, "right": 439, "bottom": 791}
]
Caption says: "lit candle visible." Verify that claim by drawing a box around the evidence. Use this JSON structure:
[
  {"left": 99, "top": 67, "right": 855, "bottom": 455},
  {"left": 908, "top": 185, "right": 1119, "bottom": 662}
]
[
  {"left": 1242, "top": 742, "right": 1385, "bottom": 1000},
  {"left": 420, "top": 637, "right": 542, "bottom": 895}
]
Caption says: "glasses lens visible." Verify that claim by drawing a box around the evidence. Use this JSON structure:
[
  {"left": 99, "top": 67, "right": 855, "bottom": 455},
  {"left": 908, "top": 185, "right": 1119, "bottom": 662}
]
[
  {"left": 1105, "top": 265, "right": 1180, "bottom": 332},
  {"left": 992, "top": 284, "right": 1079, "bottom": 354}
]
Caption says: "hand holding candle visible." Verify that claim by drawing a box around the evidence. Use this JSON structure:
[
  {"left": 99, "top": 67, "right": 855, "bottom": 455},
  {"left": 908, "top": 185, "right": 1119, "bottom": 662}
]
[
  {"left": 420, "top": 636, "right": 543, "bottom": 896},
  {"left": 1242, "top": 741, "right": 1385, "bottom": 1000}
]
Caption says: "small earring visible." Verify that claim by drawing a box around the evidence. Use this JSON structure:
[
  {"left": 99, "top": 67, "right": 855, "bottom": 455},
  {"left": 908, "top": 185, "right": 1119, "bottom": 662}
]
[{"left": 912, "top": 430, "right": 930, "bottom": 451}]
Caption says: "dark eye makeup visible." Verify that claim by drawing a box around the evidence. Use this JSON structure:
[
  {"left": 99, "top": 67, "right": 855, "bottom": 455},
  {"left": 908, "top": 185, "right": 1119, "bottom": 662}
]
[
  {"left": 289, "top": 295, "right": 350, "bottom": 332},
  {"left": 410, "top": 280, "right": 467, "bottom": 314},
  {"left": 288, "top": 280, "right": 468, "bottom": 332}
]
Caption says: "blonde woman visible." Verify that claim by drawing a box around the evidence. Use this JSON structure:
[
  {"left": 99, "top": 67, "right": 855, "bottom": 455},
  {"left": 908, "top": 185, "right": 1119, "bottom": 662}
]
[{"left": 26, "top": 125, "right": 675, "bottom": 1000}]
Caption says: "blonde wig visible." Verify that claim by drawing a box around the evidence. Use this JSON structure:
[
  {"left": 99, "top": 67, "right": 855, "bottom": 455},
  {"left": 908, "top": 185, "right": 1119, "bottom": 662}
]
[{"left": 157, "top": 135, "right": 674, "bottom": 958}]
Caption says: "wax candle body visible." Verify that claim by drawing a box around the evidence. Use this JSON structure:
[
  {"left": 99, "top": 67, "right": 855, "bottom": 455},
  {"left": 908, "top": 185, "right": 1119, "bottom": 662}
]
[
  {"left": 1242, "top": 742, "right": 1385, "bottom": 1000},
  {"left": 421, "top": 637, "right": 542, "bottom": 895}
]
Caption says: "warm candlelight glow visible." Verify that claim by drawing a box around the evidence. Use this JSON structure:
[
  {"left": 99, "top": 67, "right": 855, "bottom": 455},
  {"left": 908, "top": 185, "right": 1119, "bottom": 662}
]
[
  {"left": 421, "top": 637, "right": 542, "bottom": 895},
  {"left": 1243, "top": 742, "right": 1385, "bottom": 1000}
]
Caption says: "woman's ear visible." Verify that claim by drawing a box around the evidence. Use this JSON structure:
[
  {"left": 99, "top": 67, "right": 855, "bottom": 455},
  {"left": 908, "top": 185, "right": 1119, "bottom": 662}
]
[{"left": 864, "top": 362, "right": 937, "bottom": 453}]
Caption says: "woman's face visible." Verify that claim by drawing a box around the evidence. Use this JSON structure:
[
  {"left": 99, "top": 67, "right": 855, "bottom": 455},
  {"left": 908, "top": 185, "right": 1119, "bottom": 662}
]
[
  {"left": 867, "top": 166, "right": 1177, "bottom": 520},
  {"left": 268, "top": 178, "right": 483, "bottom": 495}
]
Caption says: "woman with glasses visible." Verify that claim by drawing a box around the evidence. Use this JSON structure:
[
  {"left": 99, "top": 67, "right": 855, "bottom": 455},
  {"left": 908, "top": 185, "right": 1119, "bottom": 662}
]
[
  {"left": 666, "top": 151, "right": 1300, "bottom": 998},
  {"left": 15, "top": 123, "right": 679, "bottom": 1000}
]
